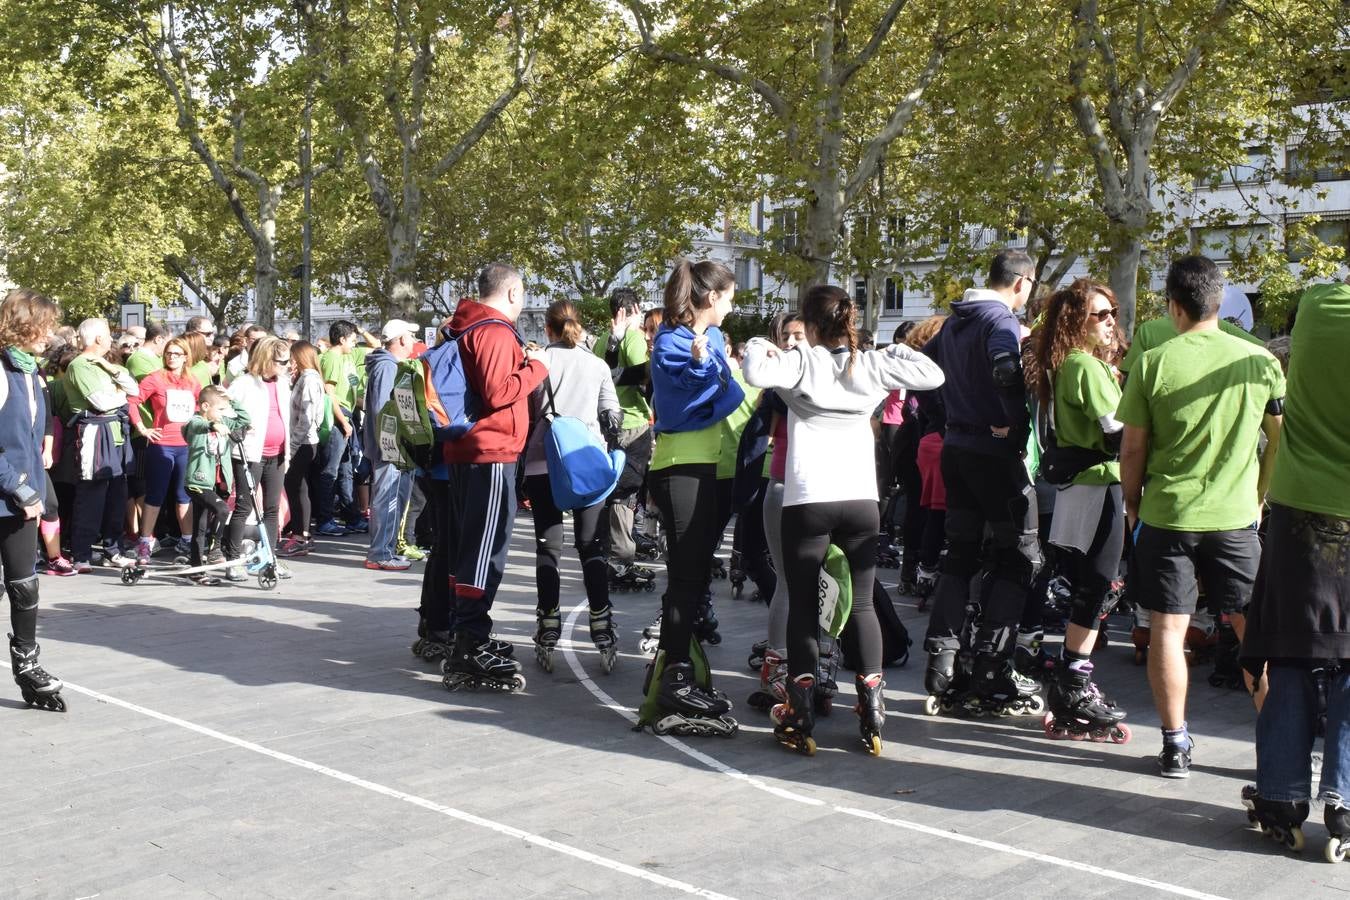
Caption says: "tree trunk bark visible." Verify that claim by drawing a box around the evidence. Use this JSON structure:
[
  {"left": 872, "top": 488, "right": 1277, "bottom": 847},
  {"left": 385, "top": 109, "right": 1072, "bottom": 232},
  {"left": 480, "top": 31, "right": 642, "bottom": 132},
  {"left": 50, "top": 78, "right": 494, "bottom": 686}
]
[
  {"left": 387, "top": 206, "right": 421, "bottom": 318},
  {"left": 800, "top": 189, "right": 842, "bottom": 298},
  {"left": 252, "top": 188, "right": 280, "bottom": 329},
  {"left": 1106, "top": 228, "right": 1144, "bottom": 338}
]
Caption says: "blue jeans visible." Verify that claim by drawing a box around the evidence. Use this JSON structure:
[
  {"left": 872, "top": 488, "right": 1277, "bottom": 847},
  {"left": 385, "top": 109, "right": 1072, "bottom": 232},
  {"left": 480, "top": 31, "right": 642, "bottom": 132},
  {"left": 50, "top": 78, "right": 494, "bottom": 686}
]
[
  {"left": 1256, "top": 664, "right": 1350, "bottom": 804},
  {"left": 316, "top": 413, "right": 354, "bottom": 524},
  {"left": 367, "top": 462, "right": 412, "bottom": 562}
]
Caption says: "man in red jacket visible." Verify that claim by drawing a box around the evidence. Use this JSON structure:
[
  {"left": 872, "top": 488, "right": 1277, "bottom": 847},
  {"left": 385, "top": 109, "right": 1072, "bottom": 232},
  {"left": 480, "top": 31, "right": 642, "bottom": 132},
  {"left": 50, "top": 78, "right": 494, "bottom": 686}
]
[{"left": 441, "top": 263, "right": 549, "bottom": 690}]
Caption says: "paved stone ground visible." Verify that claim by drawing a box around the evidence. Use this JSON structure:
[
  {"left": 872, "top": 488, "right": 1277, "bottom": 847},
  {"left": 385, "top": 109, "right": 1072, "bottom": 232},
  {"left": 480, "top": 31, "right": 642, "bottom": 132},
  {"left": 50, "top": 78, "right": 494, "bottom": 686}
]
[{"left": 6, "top": 513, "right": 1347, "bottom": 899}]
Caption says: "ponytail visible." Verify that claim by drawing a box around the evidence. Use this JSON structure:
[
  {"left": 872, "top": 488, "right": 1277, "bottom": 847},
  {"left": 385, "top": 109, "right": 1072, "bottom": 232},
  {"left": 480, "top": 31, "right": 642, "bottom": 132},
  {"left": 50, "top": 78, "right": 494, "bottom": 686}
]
[
  {"left": 545, "top": 299, "right": 584, "bottom": 349},
  {"left": 663, "top": 258, "right": 735, "bottom": 329},
  {"left": 800, "top": 284, "right": 858, "bottom": 373}
]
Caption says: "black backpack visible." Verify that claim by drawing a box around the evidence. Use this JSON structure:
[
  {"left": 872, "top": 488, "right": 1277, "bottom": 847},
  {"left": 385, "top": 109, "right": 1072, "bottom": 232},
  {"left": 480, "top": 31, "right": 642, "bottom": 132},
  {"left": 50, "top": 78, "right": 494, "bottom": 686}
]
[{"left": 841, "top": 578, "right": 912, "bottom": 670}]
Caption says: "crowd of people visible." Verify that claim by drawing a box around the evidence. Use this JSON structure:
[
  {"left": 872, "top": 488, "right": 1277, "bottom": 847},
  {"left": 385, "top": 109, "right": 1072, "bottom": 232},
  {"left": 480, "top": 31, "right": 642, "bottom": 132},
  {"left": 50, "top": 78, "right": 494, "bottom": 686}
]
[{"left": 2, "top": 247, "right": 1346, "bottom": 860}]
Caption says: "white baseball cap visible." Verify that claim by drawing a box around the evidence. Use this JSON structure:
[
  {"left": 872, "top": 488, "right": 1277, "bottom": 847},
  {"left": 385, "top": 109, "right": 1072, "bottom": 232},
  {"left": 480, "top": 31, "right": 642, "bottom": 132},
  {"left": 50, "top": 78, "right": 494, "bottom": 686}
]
[{"left": 381, "top": 319, "right": 418, "bottom": 342}]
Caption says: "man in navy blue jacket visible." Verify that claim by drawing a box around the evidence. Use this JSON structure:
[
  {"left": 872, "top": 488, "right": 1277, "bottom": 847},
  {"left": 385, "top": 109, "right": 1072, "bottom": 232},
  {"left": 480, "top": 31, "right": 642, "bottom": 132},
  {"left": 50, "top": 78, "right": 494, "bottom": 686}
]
[{"left": 922, "top": 249, "right": 1043, "bottom": 709}]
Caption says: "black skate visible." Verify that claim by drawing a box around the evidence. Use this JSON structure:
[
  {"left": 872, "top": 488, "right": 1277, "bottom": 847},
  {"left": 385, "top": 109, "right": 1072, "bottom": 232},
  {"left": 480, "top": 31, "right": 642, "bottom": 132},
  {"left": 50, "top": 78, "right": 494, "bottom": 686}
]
[
  {"left": 747, "top": 648, "right": 787, "bottom": 711},
  {"left": 638, "top": 612, "right": 662, "bottom": 654},
  {"left": 855, "top": 673, "right": 885, "bottom": 756},
  {"left": 533, "top": 607, "right": 561, "bottom": 673},
  {"left": 875, "top": 536, "right": 901, "bottom": 569},
  {"left": 1241, "top": 785, "right": 1308, "bottom": 853},
  {"left": 709, "top": 557, "right": 728, "bottom": 580},
  {"left": 589, "top": 605, "right": 619, "bottom": 674},
  {"left": 747, "top": 639, "right": 769, "bottom": 671},
  {"left": 1013, "top": 629, "right": 1051, "bottom": 682},
  {"left": 1325, "top": 803, "right": 1350, "bottom": 864},
  {"left": 963, "top": 655, "right": 1045, "bottom": 717},
  {"left": 693, "top": 592, "right": 721, "bottom": 645},
  {"left": 442, "top": 631, "right": 526, "bottom": 693},
  {"left": 816, "top": 635, "right": 841, "bottom": 716},
  {"left": 10, "top": 638, "right": 66, "bottom": 712},
  {"left": 414, "top": 616, "right": 513, "bottom": 662},
  {"left": 608, "top": 561, "right": 656, "bottom": 593},
  {"left": 913, "top": 564, "right": 937, "bottom": 610},
  {"left": 729, "top": 549, "right": 746, "bottom": 598},
  {"left": 771, "top": 673, "right": 816, "bottom": 755},
  {"left": 633, "top": 531, "right": 662, "bottom": 562},
  {"left": 652, "top": 661, "right": 737, "bottom": 737},
  {"left": 1043, "top": 668, "right": 1130, "bottom": 744}
]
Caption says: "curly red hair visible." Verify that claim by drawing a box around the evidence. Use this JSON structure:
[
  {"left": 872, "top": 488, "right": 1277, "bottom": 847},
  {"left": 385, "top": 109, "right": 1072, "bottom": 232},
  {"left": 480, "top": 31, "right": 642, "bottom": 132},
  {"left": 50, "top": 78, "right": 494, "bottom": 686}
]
[{"left": 1027, "top": 278, "right": 1122, "bottom": 405}]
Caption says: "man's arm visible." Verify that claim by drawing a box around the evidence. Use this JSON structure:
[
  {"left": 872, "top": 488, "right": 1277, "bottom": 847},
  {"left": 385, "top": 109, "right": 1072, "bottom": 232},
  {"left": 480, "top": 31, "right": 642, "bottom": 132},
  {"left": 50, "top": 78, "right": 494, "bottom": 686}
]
[
  {"left": 1120, "top": 424, "right": 1149, "bottom": 531},
  {"left": 471, "top": 328, "right": 547, "bottom": 412},
  {"left": 1257, "top": 413, "right": 1283, "bottom": 508}
]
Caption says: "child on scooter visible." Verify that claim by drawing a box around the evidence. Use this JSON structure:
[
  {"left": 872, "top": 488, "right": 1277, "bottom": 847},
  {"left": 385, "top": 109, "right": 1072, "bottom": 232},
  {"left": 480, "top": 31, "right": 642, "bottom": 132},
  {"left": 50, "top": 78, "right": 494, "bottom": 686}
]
[{"left": 182, "top": 386, "right": 250, "bottom": 585}]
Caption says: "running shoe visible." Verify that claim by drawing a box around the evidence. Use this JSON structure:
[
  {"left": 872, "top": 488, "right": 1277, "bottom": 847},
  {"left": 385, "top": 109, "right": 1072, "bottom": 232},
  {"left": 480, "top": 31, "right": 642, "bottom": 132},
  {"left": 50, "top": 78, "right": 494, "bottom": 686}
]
[
  {"left": 364, "top": 557, "right": 411, "bottom": 571},
  {"left": 190, "top": 573, "right": 221, "bottom": 586},
  {"left": 396, "top": 542, "right": 426, "bottom": 562},
  {"left": 136, "top": 539, "right": 153, "bottom": 565},
  {"left": 100, "top": 550, "right": 137, "bottom": 569},
  {"left": 1158, "top": 739, "right": 1193, "bottom": 779},
  {"left": 225, "top": 564, "right": 248, "bottom": 583},
  {"left": 315, "top": 520, "right": 348, "bottom": 537},
  {"left": 275, "top": 562, "right": 293, "bottom": 580},
  {"left": 74, "top": 560, "right": 93, "bottom": 575},
  {"left": 44, "top": 557, "right": 77, "bottom": 577},
  {"left": 277, "top": 536, "right": 312, "bottom": 557},
  {"left": 343, "top": 516, "right": 369, "bottom": 535}
]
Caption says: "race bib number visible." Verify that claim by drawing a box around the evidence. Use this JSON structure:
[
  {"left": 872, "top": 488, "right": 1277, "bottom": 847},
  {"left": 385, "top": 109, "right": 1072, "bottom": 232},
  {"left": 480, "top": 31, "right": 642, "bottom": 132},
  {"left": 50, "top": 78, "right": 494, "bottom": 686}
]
[
  {"left": 393, "top": 378, "right": 419, "bottom": 424},
  {"left": 378, "top": 413, "right": 405, "bottom": 466},
  {"left": 165, "top": 389, "right": 195, "bottom": 424}
]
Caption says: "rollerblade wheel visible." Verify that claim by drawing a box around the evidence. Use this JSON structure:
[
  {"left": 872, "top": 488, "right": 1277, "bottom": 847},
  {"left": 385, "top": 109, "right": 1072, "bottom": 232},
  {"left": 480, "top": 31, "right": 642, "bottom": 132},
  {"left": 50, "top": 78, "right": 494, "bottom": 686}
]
[
  {"left": 598, "top": 646, "right": 617, "bottom": 675},
  {"left": 510, "top": 673, "right": 527, "bottom": 692},
  {"left": 922, "top": 695, "right": 941, "bottom": 716},
  {"left": 1281, "top": 827, "right": 1305, "bottom": 853},
  {"left": 1109, "top": 723, "right": 1131, "bottom": 744},
  {"left": 864, "top": 734, "right": 882, "bottom": 756},
  {"left": 534, "top": 643, "right": 554, "bottom": 673},
  {"left": 1027, "top": 695, "right": 1047, "bottom": 715},
  {"left": 1326, "top": 838, "right": 1348, "bottom": 864},
  {"left": 775, "top": 732, "right": 816, "bottom": 756}
]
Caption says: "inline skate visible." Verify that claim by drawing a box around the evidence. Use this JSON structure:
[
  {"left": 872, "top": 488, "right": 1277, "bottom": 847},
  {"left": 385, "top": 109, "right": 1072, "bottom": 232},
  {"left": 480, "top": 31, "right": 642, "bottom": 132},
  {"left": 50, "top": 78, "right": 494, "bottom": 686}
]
[
  {"left": 709, "top": 557, "right": 728, "bottom": 581},
  {"left": 747, "top": 648, "right": 788, "bottom": 711},
  {"left": 1043, "top": 667, "right": 1129, "bottom": 743},
  {"left": 855, "top": 673, "right": 885, "bottom": 756},
  {"left": 638, "top": 612, "right": 662, "bottom": 654},
  {"left": 608, "top": 561, "right": 656, "bottom": 593},
  {"left": 747, "top": 639, "right": 769, "bottom": 671},
  {"left": 10, "top": 638, "right": 66, "bottom": 712},
  {"left": 589, "top": 604, "right": 619, "bottom": 674},
  {"left": 633, "top": 531, "right": 662, "bottom": 562},
  {"left": 533, "top": 607, "right": 561, "bottom": 673},
  {"left": 876, "top": 536, "right": 901, "bottom": 570},
  {"left": 729, "top": 550, "right": 746, "bottom": 598},
  {"left": 963, "top": 654, "right": 1045, "bottom": 717},
  {"left": 1326, "top": 802, "right": 1350, "bottom": 864},
  {"left": 693, "top": 591, "right": 721, "bottom": 645},
  {"left": 442, "top": 631, "right": 526, "bottom": 693},
  {"left": 1241, "top": 785, "right": 1308, "bottom": 853},
  {"left": 413, "top": 615, "right": 514, "bottom": 662},
  {"left": 649, "top": 661, "right": 737, "bottom": 737},
  {"left": 922, "top": 647, "right": 964, "bottom": 716},
  {"left": 913, "top": 564, "right": 938, "bottom": 611},
  {"left": 816, "top": 635, "right": 841, "bottom": 715},
  {"left": 1013, "top": 628, "right": 1048, "bottom": 681},
  {"left": 771, "top": 673, "right": 816, "bottom": 755}
]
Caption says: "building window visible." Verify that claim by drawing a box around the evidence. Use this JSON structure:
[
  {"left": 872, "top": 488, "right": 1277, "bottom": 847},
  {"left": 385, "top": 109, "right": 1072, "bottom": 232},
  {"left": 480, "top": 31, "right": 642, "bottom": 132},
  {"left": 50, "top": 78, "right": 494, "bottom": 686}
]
[
  {"left": 1286, "top": 139, "right": 1349, "bottom": 182},
  {"left": 854, "top": 280, "right": 867, "bottom": 303},
  {"left": 1286, "top": 215, "right": 1350, "bottom": 262},
  {"left": 734, "top": 257, "right": 753, "bottom": 292},
  {"left": 1191, "top": 224, "right": 1272, "bottom": 260},
  {"left": 773, "top": 208, "right": 799, "bottom": 254},
  {"left": 884, "top": 278, "right": 902, "bottom": 312}
]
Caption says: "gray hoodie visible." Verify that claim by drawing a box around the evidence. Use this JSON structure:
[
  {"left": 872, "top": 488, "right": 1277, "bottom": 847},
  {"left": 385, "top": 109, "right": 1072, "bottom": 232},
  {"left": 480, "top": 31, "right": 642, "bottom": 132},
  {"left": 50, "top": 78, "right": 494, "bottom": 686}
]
[
  {"left": 742, "top": 338, "right": 944, "bottom": 506},
  {"left": 524, "top": 343, "right": 620, "bottom": 476}
]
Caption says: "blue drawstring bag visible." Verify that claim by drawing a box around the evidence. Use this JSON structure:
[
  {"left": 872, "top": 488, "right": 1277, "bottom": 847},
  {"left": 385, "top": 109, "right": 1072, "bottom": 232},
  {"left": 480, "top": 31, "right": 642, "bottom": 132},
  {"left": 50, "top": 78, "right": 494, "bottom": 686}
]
[{"left": 541, "top": 380, "right": 625, "bottom": 510}]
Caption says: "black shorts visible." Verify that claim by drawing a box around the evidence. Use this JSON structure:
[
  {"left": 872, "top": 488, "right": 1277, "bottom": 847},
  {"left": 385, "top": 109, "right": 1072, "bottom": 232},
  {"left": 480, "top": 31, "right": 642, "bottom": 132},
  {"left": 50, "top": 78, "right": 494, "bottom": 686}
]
[{"left": 1130, "top": 522, "right": 1260, "bottom": 616}]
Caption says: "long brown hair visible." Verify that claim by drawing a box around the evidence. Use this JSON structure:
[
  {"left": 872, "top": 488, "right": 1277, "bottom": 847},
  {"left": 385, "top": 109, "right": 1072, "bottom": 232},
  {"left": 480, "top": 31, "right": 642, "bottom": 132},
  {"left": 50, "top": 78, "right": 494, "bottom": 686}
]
[
  {"left": 290, "top": 340, "right": 321, "bottom": 382},
  {"left": 183, "top": 330, "right": 208, "bottom": 366},
  {"left": 545, "top": 300, "right": 584, "bottom": 348},
  {"left": 1027, "top": 278, "right": 1119, "bottom": 405},
  {"left": 800, "top": 284, "right": 858, "bottom": 372},
  {"left": 904, "top": 314, "right": 947, "bottom": 351},
  {"left": 663, "top": 259, "right": 735, "bottom": 329},
  {"left": 0, "top": 288, "right": 60, "bottom": 350}
]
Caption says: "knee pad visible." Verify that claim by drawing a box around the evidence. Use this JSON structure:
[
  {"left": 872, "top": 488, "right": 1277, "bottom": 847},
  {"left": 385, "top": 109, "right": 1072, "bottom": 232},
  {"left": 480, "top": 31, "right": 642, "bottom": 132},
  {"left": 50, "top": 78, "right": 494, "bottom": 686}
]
[
  {"left": 941, "top": 509, "right": 982, "bottom": 576},
  {"left": 534, "top": 536, "right": 563, "bottom": 564},
  {"left": 1067, "top": 589, "right": 1114, "bottom": 630},
  {"left": 989, "top": 522, "right": 1042, "bottom": 588},
  {"left": 577, "top": 537, "right": 606, "bottom": 566},
  {"left": 6, "top": 576, "right": 39, "bottom": 612}
]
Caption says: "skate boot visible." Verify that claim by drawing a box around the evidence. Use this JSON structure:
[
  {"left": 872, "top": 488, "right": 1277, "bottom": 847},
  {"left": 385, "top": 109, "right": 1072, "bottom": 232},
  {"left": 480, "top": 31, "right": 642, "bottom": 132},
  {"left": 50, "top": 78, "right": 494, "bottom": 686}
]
[
  {"left": 608, "top": 561, "right": 656, "bottom": 593},
  {"left": 1013, "top": 629, "right": 1048, "bottom": 681},
  {"left": 1185, "top": 611, "right": 1217, "bottom": 665},
  {"left": 876, "top": 536, "right": 901, "bottom": 569},
  {"left": 898, "top": 559, "right": 918, "bottom": 596},
  {"left": 855, "top": 673, "right": 885, "bottom": 756},
  {"left": 728, "top": 549, "right": 746, "bottom": 598},
  {"left": 771, "top": 673, "right": 817, "bottom": 755},
  {"left": 638, "top": 612, "right": 662, "bottom": 654},
  {"left": 709, "top": 557, "right": 728, "bottom": 580},
  {"left": 922, "top": 648, "right": 959, "bottom": 716},
  {"left": 415, "top": 617, "right": 513, "bottom": 662},
  {"left": 693, "top": 592, "right": 721, "bottom": 645},
  {"left": 589, "top": 604, "right": 619, "bottom": 674},
  {"left": 747, "top": 648, "right": 788, "bottom": 711},
  {"left": 10, "top": 637, "right": 66, "bottom": 712},
  {"left": 533, "top": 607, "right": 561, "bottom": 673},
  {"left": 815, "top": 635, "right": 841, "bottom": 716},
  {"left": 442, "top": 631, "right": 526, "bottom": 693},
  {"left": 1325, "top": 802, "right": 1350, "bottom": 864},
  {"left": 633, "top": 531, "right": 662, "bottom": 562},
  {"left": 747, "top": 638, "right": 769, "bottom": 671},
  {"left": 913, "top": 564, "right": 938, "bottom": 611},
  {"left": 651, "top": 661, "right": 737, "bottom": 737},
  {"left": 966, "top": 654, "right": 1045, "bottom": 717},
  {"left": 1044, "top": 667, "right": 1130, "bottom": 743},
  {"left": 1241, "top": 785, "right": 1308, "bottom": 853}
]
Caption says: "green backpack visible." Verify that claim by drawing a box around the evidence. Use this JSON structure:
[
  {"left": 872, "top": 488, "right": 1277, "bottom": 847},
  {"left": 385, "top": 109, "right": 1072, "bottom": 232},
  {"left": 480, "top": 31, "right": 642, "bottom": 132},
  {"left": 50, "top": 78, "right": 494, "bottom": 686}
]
[
  {"left": 375, "top": 359, "right": 438, "bottom": 471},
  {"left": 818, "top": 543, "right": 853, "bottom": 638}
]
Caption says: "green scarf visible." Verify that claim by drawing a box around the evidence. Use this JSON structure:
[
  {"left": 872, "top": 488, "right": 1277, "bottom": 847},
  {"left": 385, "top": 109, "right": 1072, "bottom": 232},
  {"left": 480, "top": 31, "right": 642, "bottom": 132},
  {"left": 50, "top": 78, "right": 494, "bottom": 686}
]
[{"left": 6, "top": 347, "right": 36, "bottom": 374}]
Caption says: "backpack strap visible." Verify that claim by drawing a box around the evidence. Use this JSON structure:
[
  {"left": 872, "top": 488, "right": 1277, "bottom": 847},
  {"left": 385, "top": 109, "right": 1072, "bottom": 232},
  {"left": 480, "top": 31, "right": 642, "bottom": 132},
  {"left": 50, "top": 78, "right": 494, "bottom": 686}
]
[{"left": 541, "top": 373, "right": 560, "bottom": 421}]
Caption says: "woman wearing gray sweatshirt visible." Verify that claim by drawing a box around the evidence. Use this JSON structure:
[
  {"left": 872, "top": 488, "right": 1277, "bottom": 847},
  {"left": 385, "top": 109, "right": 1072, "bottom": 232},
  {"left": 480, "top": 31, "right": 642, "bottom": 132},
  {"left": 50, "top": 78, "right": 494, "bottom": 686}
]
[
  {"left": 524, "top": 300, "right": 622, "bottom": 672},
  {"left": 743, "top": 285, "right": 944, "bottom": 756}
]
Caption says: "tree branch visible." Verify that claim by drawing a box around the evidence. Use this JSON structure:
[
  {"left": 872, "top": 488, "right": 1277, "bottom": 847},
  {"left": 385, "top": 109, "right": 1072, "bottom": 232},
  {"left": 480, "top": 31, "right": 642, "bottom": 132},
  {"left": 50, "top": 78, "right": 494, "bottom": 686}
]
[
  {"left": 835, "top": 0, "right": 908, "bottom": 86},
  {"left": 1143, "top": 0, "right": 1237, "bottom": 139},
  {"left": 1068, "top": 0, "right": 1127, "bottom": 211}
]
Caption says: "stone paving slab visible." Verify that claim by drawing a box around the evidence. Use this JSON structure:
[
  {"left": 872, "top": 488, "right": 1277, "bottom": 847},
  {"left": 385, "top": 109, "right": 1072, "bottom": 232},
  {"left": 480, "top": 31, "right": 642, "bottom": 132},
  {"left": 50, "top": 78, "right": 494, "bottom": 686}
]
[{"left": 6, "top": 512, "right": 1346, "bottom": 899}]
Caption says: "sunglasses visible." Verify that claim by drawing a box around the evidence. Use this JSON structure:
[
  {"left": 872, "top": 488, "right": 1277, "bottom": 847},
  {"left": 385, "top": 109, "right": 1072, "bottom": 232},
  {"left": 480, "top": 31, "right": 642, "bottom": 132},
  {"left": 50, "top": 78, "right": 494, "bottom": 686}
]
[
  {"left": 164, "top": 350, "right": 186, "bottom": 358},
  {"left": 274, "top": 357, "right": 291, "bottom": 365},
  {"left": 1090, "top": 307, "right": 1120, "bottom": 322}
]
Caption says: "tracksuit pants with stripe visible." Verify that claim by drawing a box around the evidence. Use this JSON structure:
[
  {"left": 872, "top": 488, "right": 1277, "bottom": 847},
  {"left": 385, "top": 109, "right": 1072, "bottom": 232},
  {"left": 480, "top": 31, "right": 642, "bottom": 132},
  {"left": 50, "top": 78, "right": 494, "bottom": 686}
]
[{"left": 447, "top": 461, "right": 516, "bottom": 641}]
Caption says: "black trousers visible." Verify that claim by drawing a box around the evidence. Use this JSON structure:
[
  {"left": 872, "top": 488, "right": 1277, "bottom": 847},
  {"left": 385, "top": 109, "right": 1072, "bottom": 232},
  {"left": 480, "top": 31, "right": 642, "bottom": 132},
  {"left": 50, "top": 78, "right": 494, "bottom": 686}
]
[
  {"left": 71, "top": 475, "right": 127, "bottom": 563},
  {"left": 781, "top": 499, "right": 882, "bottom": 679},
  {"left": 1, "top": 516, "right": 40, "bottom": 649},
  {"left": 419, "top": 478, "right": 453, "bottom": 632},
  {"left": 447, "top": 462, "right": 517, "bottom": 641},
  {"left": 523, "top": 474, "right": 608, "bottom": 616},
  {"left": 225, "top": 455, "right": 284, "bottom": 559},
  {"left": 649, "top": 464, "right": 719, "bottom": 665},
  {"left": 924, "top": 444, "right": 1041, "bottom": 657},
  {"left": 190, "top": 489, "right": 230, "bottom": 567},
  {"left": 284, "top": 443, "right": 319, "bottom": 537}
]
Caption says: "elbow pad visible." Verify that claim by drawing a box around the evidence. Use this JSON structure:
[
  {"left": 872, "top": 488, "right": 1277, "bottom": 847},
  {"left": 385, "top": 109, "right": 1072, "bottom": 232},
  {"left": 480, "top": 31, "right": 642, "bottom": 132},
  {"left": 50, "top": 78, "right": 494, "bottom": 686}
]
[
  {"left": 991, "top": 352, "right": 1022, "bottom": 389},
  {"left": 1103, "top": 429, "right": 1123, "bottom": 454},
  {"left": 10, "top": 481, "right": 40, "bottom": 509},
  {"left": 599, "top": 409, "right": 623, "bottom": 447},
  {"left": 1266, "top": 397, "right": 1284, "bottom": 417}
]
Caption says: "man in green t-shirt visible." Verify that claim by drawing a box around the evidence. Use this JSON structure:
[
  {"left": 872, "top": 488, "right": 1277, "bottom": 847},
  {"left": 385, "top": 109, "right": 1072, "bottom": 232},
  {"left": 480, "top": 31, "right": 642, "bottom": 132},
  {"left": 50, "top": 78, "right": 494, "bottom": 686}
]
[
  {"left": 315, "top": 319, "right": 379, "bottom": 534},
  {"left": 125, "top": 322, "right": 167, "bottom": 380},
  {"left": 594, "top": 288, "right": 655, "bottom": 582},
  {"left": 1117, "top": 255, "right": 1284, "bottom": 779},
  {"left": 1119, "top": 312, "right": 1264, "bottom": 376}
]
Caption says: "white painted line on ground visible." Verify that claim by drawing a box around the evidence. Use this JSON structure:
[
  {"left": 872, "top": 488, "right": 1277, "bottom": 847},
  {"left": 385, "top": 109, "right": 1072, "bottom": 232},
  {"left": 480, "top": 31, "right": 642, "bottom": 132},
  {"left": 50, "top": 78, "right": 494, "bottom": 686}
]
[
  {"left": 61, "top": 681, "right": 736, "bottom": 900},
  {"left": 560, "top": 603, "right": 1230, "bottom": 900}
]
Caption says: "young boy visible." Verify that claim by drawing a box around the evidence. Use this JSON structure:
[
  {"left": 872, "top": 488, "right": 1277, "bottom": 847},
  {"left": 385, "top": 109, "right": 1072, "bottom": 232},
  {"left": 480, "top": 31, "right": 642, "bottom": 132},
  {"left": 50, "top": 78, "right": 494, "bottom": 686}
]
[{"left": 182, "top": 386, "right": 250, "bottom": 585}]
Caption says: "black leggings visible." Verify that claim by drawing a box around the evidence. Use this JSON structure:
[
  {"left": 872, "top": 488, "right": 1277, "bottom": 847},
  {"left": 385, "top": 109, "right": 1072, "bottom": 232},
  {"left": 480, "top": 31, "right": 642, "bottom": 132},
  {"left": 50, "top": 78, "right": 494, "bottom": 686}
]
[
  {"left": 284, "top": 443, "right": 319, "bottom": 537},
  {"left": 226, "top": 455, "right": 284, "bottom": 559},
  {"left": 781, "top": 499, "right": 882, "bottom": 679},
  {"left": 523, "top": 474, "right": 608, "bottom": 616},
  {"left": 1064, "top": 483, "right": 1125, "bottom": 631},
  {"left": 649, "top": 463, "right": 719, "bottom": 665},
  {"left": 190, "top": 489, "right": 230, "bottom": 567},
  {"left": 419, "top": 478, "right": 453, "bottom": 632},
  {"left": 1, "top": 515, "right": 40, "bottom": 649}
]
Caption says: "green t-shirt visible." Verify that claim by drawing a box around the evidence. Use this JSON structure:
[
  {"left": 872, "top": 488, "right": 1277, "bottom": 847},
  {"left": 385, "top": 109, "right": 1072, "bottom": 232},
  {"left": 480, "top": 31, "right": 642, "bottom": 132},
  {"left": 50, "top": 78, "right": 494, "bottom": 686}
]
[
  {"left": 351, "top": 346, "right": 372, "bottom": 404},
  {"left": 1120, "top": 316, "right": 1264, "bottom": 374},
  {"left": 650, "top": 424, "right": 723, "bottom": 471},
  {"left": 64, "top": 355, "right": 133, "bottom": 444},
  {"left": 125, "top": 347, "right": 162, "bottom": 380},
  {"left": 1269, "top": 283, "right": 1350, "bottom": 518},
  {"left": 594, "top": 327, "right": 652, "bottom": 430},
  {"left": 1053, "top": 349, "right": 1121, "bottom": 486},
  {"left": 1116, "top": 328, "right": 1285, "bottom": 531},
  {"left": 189, "top": 360, "right": 213, "bottom": 388},
  {"left": 716, "top": 369, "right": 761, "bottom": 480},
  {"left": 320, "top": 348, "right": 359, "bottom": 410}
]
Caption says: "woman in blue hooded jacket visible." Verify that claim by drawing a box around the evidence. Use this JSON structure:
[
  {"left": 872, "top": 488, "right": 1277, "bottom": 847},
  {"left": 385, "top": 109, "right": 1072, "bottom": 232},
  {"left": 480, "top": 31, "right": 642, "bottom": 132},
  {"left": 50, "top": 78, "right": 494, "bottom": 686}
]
[
  {"left": 0, "top": 288, "right": 66, "bottom": 711},
  {"left": 645, "top": 259, "right": 744, "bottom": 731}
]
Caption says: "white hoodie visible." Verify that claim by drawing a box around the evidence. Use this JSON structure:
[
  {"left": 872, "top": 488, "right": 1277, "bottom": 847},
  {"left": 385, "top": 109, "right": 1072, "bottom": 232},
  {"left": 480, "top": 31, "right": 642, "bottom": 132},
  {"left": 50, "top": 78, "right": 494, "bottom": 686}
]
[{"left": 742, "top": 339, "right": 944, "bottom": 506}]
